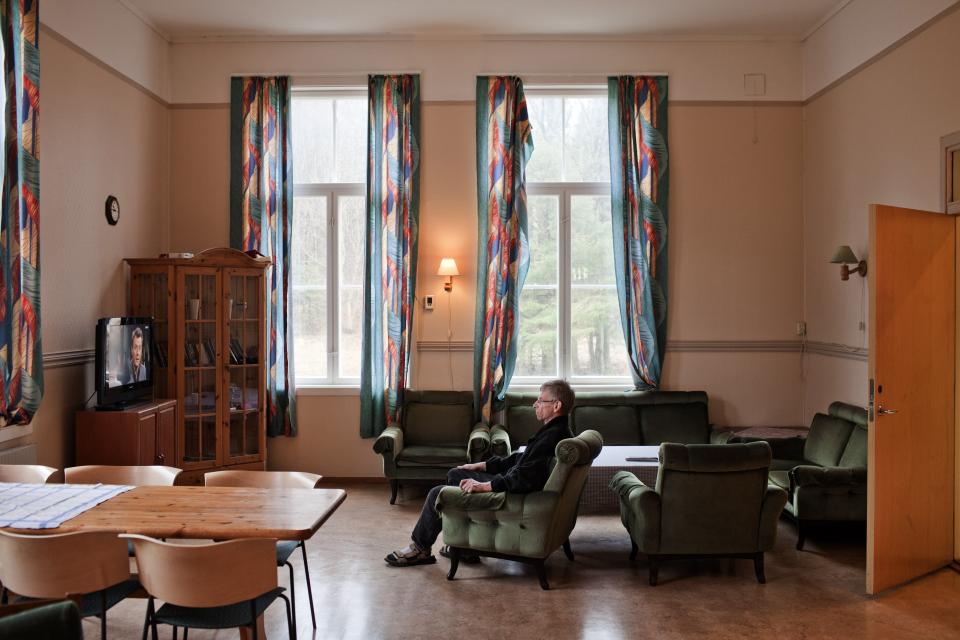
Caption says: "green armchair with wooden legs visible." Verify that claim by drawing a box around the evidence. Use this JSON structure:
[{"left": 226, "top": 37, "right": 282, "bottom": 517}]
[
  {"left": 610, "top": 442, "right": 787, "bottom": 585},
  {"left": 436, "top": 430, "right": 604, "bottom": 590}
]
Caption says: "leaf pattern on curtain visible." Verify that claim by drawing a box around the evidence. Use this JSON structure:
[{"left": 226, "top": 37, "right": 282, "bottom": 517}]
[
  {"left": 608, "top": 76, "right": 669, "bottom": 389},
  {"left": 473, "top": 76, "right": 533, "bottom": 423},
  {"left": 360, "top": 75, "right": 420, "bottom": 438},
  {"left": 229, "top": 76, "right": 296, "bottom": 436},
  {"left": 0, "top": 0, "right": 42, "bottom": 427}
]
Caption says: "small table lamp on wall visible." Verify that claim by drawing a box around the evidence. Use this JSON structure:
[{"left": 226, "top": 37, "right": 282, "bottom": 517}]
[
  {"left": 438, "top": 258, "right": 460, "bottom": 291},
  {"left": 830, "top": 245, "right": 867, "bottom": 281}
]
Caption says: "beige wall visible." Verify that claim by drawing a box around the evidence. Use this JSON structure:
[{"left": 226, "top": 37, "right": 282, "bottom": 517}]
[
  {"left": 0, "top": 29, "right": 171, "bottom": 467},
  {"left": 800, "top": 7, "right": 960, "bottom": 422}
]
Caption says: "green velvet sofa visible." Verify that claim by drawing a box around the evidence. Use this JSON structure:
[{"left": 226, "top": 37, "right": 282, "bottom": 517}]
[
  {"left": 436, "top": 430, "right": 604, "bottom": 590},
  {"left": 490, "top": 390, "right": 713, "bottom": 456},
  {"left": 741, "top": 401, "right": 868, "bottom": 550},
  {"left": 372, "top": 390, "right": 491, "bottom": 504},
  {"left": 610, "top": 442, "right": 787, "bottom": 585}
]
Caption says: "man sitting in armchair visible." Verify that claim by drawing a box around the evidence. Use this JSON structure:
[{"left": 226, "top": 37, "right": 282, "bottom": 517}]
[{"left": 385, "top": 379, "right": 575, "bottom": 567}]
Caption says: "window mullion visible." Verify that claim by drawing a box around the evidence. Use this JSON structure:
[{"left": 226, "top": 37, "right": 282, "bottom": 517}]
[
  {"left": 559, "top": 189, "right": 572, "bottom": 380},
  {"left": 328, "top": 191, "right": 338, "bottom": 384}
]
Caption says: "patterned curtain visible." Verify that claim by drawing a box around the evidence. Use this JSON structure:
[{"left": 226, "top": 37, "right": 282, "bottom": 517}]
[
  {"left": 360, "top": 75, "right": 420, "bottom": 438},
  {"left": 473, "top": 76, "right": 533, "bottom": 423},
  {"left": 608, "top": 76, "right": 669, "bottom": 389},
  {"left": 0, "top": 0, "right": 42, "bottom": 427},
  {"left": 229, "top": 76, "right": 296, "bottom": 436}
]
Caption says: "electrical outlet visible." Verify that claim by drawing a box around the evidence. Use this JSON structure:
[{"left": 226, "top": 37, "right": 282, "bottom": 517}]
[
  {"left": 423, "top": 295, "right": 434, "bottom": 310},
  {"left": 796, "top": 321, "right": 807, "bottom": 337}
]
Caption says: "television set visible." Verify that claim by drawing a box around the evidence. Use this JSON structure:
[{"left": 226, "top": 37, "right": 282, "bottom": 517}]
[{"left": 95, "top": 317, "right": 154, "bottom": 409}]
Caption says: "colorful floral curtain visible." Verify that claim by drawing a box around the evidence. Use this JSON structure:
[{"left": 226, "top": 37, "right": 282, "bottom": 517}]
[
  {"left": 608, "top": 76, "right": 669, "bottom": 389},
  {"left": 473, "top": 76, "right": 533, "bottom": 423},
  {"left": 0, "top": 0, "right": 42, "bottom": 427},
  {"left": 229, "top": 76, "right": 296, "bottom": 436},
  {"left": 360, "top": 75, "right": 420, "bottom": 438}
]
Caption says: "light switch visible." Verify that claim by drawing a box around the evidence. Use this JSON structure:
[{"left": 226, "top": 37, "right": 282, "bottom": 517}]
[{"left": 423, "top": 295, "right": 434, "bottom": 310}]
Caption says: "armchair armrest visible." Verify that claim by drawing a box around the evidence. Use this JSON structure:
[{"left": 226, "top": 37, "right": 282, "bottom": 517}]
[
  {"left": 710, "top": 427, "right": 736, "bottom": 445},
  {"left": 372, "top": 426, "right": 404, "bottom": 458},
  {"left": 436, "top": 486, "right": 507, "bottom": 512},
  {"left": 490, "top": 424, "right": 511, "bottom": 457},
  {"left": 758, "top": 485, "right": 788, "bottom": 550},
  {"left": 791, "top": 465, "right": 867, "bottom": 487},
  {"left": 468, "top": 423, "right": 492, "bottom": 462},
  {"left": 609, "top": 471, "right": 661, "bottom": 553}
]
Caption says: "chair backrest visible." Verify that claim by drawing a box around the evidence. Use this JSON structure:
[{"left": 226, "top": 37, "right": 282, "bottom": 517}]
[
  {"left": 830, "top": 401, "right": 869, "bottom": 469},
  {"left": 401, "top": 390, "right": 474, "bottom": 446},
  {"left": 0, "top": 531, "right": 130, "bottom": 598},
  {"left": 123, "top": 535, "right": 278, "bottom": 608},
  {"left": 542, "top": 430, "right": 604, "bottom": 550},
  {"left": 204, "top": 470, "right": 322, "bottom": 489},
  {"left": 0, "top": 464, "right": 58, "bottom": 484},
  {"left": 64, "top": 465, "right": 181, "bottom": 486},
  {"left": 0, "top": 601, "right": 83, "bottom": 640},
  {"left": 656, "top": 442, "right": 772, "bottom": 554},
  {"left": 803, "top": 413, "right": 856, "bottom": 467}
]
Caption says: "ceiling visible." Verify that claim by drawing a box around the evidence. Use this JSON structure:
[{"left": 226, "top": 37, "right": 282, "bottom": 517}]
[{"left": 122, "top": 0, "right": 846, "bottom": 41}]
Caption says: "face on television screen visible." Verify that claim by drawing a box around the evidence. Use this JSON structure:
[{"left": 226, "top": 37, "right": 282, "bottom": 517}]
[{"left": 104, "top": 323, "right": 151, "bottom": 388}]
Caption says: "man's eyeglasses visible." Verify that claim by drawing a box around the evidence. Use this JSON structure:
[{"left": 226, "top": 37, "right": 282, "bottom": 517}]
[{"left": 534, "top": 397, "right": 558, "bottom": 406}]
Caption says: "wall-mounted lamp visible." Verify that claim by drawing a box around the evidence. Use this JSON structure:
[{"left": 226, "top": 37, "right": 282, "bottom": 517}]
[
  {"left": 437, "top": 258, "right": 460, "bottom": 291},
  {"left": 830, "top": 245, "right": 867, "bottom": 281}
]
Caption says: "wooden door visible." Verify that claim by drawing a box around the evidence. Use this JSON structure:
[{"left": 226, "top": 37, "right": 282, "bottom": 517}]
[{"left": 868, "top": 204, "right": 955, "bottom": 594}]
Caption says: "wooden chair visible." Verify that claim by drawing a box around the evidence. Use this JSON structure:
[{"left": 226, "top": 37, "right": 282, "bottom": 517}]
[
  {"left": 0, "top": 531, "right": 138, "bottom": 640},
  {"left": 64, "top": 465, "right": 181, "bottom": 486},
  {"left": 123, "top": 534, "right": 293, "bottom": 640},
  {"left": 0, "top": 464, "right": 58, "bottom": 484},
  {"left": 204, "top": 470, "right": 322, "bottom": 630}
]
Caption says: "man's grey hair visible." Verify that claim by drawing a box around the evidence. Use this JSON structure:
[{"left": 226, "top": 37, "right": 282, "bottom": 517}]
[{"left": 540, "top": 379, "right": 574, "bottom": 415}]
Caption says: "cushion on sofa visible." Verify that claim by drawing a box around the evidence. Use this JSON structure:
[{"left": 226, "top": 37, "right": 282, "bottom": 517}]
[
  {"left": 396, "top": 445, "right": 469, "bottom": 466},
  {"left": 838, "top": 425, "right": 867, "bottom": 468},
  {"left": 803, "top": 413, "right": 855, "bottom": 467},
  {"left": 572, "top": 404, "right": 641, "bottom": 444},
  {"left": 641, "top": 403, "right": 710, "bottom": 445},
  {"left": 404, "top": 400, "right": 473, "bottom": 446}
]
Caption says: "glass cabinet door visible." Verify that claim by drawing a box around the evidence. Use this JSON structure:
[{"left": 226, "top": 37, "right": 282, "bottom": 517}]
[
  {"left": 130, "top": 269, "right": 170, "bottom": 398},
  {"left": 179, "top": 269, "right": 220, "bottom": 467},
  {"left": 224, "top": 270, "right": 264, "bottom": 463}
]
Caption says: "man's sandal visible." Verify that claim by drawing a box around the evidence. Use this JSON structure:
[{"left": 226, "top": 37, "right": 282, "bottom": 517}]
[{"left": 385, "top": 544, "right": 437, "bottom": 567}]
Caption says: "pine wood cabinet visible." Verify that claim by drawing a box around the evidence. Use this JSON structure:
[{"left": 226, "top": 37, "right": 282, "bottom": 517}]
[
  {"left": 125, "top": 248, "right": 271, "bottom": 483},
  {"left": 76, "top": 399, "right": 177, "bottom": 466}
]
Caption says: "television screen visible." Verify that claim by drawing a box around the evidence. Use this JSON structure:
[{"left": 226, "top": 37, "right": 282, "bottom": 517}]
[{"left": 96, "top": 317, "right": 154, "bottom": 408}]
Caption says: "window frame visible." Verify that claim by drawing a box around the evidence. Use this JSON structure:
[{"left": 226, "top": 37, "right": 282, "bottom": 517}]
[
  {"left": 291, "top": 87, "right": 366, "bottom": 388},
  {"left": 943, "top": 130, "right": 960, "bottom": 215},
  {"left": 515, "top": 87, "right": 632, "bottom": 388}
]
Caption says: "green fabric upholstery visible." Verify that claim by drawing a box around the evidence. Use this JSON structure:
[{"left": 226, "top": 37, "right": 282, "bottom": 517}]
[
  {"left": 768, "top": 470, "right": 791, "bottom": 492},
  {"left": 803, "top": 413, "right": 855, "bottom": 467},
  {"left": 0, "top": 602, "right": 83, "bottom": 640},
  {"left": 838, "top": 425, "right": 867, "bottom": 468},
  {"left": 373, "top": 390, "right": 488, "bottom": 498},
  {"left": 437, "top": 430, "right": 604, "bottom": 580},
  {"left": 494, "top": 390, "right": 712, "bottom": 455},
  {"left": 611, "top": 442, "right": 786, "bottom": 562}
]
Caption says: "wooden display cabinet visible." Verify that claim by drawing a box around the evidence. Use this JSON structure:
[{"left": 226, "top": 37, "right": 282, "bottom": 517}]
[
  {"left": 76, "top": 399, "right": 177, "bottom": 467},
  {"left": 126, "top": 248, "right": 271, "bottom": 483}
]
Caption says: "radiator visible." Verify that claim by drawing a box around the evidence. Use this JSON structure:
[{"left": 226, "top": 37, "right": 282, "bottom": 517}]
[{"left": 0, "top": 443, "right": 38, "bottom": 465}]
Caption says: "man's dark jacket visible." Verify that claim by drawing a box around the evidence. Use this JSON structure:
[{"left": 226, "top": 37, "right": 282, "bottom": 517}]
[{"left": 484, "top": 414, "right": 572, "bottom": 494}]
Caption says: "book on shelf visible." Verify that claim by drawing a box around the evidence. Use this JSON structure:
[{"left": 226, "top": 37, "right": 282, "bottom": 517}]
[
  {"left": 229, "top": 338, "right": 245, "bottom": 364},
  {"left": 200, "top": 339, "right": 216, "bottom": 366}
]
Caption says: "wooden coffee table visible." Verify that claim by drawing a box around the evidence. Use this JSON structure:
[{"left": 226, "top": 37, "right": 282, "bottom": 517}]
[{"left": 582, "top": 445, "right": 660, "bottom": 514}]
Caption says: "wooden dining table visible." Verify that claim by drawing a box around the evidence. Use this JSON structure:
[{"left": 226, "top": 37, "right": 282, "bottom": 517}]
[
  {"left": 4, "top": 484, "right": 347, "bottom": 639},
  {"left": 5, "top": 485, "right": 347, "bottom": 540}
]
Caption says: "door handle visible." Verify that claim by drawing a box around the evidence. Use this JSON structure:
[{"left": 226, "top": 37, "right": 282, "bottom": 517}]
[{"left": 877, "top": 406, "right": 898, "bottom": 415}]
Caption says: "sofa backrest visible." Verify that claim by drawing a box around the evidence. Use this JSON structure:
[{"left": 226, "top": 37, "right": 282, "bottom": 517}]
[
  {"left": 656, "top": 442, "right": 772, "bottom": 554},
  {"left": 502, "top": 393, "right": 542, "bottom": 445},
  {"left": 402, "top": 390, "right": 474, "bottom": 446},
  {"left": 804, "top": 413, "right": 855, "bottom": 467},
  {"left": 829, "top": 401, "right": 868, "bottom": 469},
  {"left": 570, "top": 393, "right": 642, "bottom": 444},
  {"left": 640, "top": 402, "right": 710, "bottom": 445}
]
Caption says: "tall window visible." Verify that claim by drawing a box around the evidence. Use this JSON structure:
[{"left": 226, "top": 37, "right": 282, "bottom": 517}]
[
  {"left": 291, "top": 90, "right": 367, "bottom": 385},
  {"left": 517, "top": 90, "right": 630, "bottom": 383}
]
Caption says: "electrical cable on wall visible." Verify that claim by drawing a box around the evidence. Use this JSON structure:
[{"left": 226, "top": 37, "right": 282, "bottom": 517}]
[{"left": 447, "top": 291, "right": 455, "bottom": 390}]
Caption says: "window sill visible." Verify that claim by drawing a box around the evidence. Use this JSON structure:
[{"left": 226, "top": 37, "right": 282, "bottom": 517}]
[
  {"left": 0, "top": 424, "right": 33, "bottom": 444},
  {"left": 296, "top": 386, "right": 360, "bottom": 397}
]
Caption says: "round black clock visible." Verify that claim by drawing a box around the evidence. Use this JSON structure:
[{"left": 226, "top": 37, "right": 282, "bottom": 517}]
[{"left": 105, "top": 195, "right": 119, "bottom": 225}]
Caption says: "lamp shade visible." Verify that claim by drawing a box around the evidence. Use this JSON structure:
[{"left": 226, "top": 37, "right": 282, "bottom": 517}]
[
  {"left": 830, "top": 245, "right": 859, "bottom": 264},
  {"left": 437, "top": 258, "right": 460, "bottom": 277}
]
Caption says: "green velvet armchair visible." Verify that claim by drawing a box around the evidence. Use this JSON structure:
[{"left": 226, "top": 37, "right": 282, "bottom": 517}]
[
  {"left": 373, "top": 390, "right": 490, "bottom": 504},
  {"left": 436, "top": 430, "right": 603, "bottom": 590},
  {"left": 610, "top": 442, "right": 787, "bottom": 585}
]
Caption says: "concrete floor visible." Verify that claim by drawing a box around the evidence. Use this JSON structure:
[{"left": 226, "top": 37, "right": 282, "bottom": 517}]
[{"left": 97, "top": 482, "right": 960, "bottom": 639}]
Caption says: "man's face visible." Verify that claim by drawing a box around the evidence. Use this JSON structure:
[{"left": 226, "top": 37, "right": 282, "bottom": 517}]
[
  {"left": 533, "top": 391, "right": 561, "bottom": 423},
  {"left": 131, "top": 336, "right": 143, "bottom": 368}
]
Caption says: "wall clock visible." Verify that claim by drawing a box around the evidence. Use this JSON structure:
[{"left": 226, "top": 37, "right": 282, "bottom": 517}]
[{"left": 105, "top": 195, "right": 119, "bottom": 225}]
